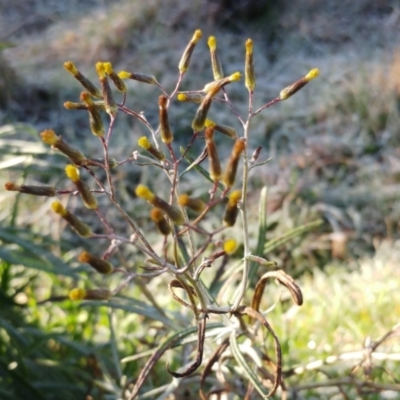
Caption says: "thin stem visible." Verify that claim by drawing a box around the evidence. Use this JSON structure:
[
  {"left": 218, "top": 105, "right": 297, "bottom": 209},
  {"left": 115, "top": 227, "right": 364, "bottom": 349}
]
[
  {"left": 169, "top": 72, "right": 184, "bottom": 99},
  {"left": 231, "top": 107, "right": 252, "bottom": 311},
  {"left": 222, "top": 87, "right": 245, "bottom": 126},
  {"left": 252, "top": 96, "right": 281, "bottom": 116}
]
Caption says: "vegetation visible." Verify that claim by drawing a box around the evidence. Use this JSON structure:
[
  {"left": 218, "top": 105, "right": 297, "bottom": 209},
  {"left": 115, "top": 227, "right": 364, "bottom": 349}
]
[{"left": 1, "top": 1, "right": 400, "bottom": 399}]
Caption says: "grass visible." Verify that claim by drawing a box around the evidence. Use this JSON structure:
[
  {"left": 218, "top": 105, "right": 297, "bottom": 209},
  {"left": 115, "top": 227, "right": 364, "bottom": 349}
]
[{"left": 1, "top": 1, "right": 400, "bottom": 399}]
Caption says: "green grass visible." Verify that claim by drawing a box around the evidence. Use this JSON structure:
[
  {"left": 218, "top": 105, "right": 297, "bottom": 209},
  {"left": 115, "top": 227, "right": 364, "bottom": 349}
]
[{"left": 1, "top": 1, "right": 400, "bottom": 399}]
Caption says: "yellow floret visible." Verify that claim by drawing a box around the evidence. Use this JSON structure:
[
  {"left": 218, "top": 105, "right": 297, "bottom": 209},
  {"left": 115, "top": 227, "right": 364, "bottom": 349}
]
[
  {"left": 65, "top": 165, "right": 80, "bottom": 182},
  {"left": 103, "top": 62, "right": 113, "bottom": 74},
  {"left": 305, "top": 68, "right": 319, "bottom": 81},
  {"left": 51, "top": 201, "right": 67, "bottom": 216},
  {"left": 95, "top": 62, "right": 106, "bottom": 78},
  {"left": 192, "top": 29, "right": 202, "bottom": 43},
  {"left": 229, "top": 72, "right": 242, "bottom": 82},
  {"left": 208, "top": 36, "right": 217, "bottom": 50},
  {"left": 228, "top": 190, "right": 242, "bottom": 206},
  {"left": 117, "top": 71, "right": 131, "bottom": 79},
  {"left": 178, "top": 194, "right": 190, "bottom": 206},
  {"left": 80, "top": 91, "right": 93, "bottom": 105},
  {"left": 40, "top": 129, "right": 59, "bottom": 145},
  {"left": 223, "top": 238, "right": 238, "bottom": 255},
  {"left": 205, "top": 119, "right": 216, "bottom": 128},
  {"left": 135, "top": 184, "right": 155, "bottom": 201},
  {"left": 150, "top": 208, "right": 164, "bottom": 222},
  {"left": 69, "top": 288, "right": 86, "bottom": 300},
  {"left": 78, "top": 251, "right": 91, "bottom": 263},
  {"left": 177, "top": 93, "right": 187, "bottom": 101},
  {"left": 245, "top": 38, "right": 253, "bottom": 52},
  {"left": 63, "top": 61, "right": 77, "bottom": 75},
  {"left": 138, "top": 136, "right": 151, "bottom": 150}
]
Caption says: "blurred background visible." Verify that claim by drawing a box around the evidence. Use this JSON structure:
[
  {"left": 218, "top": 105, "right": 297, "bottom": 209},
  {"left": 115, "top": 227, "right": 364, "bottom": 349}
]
[{"left": 1, "top": 0, "right": 400, "bottom": 399}]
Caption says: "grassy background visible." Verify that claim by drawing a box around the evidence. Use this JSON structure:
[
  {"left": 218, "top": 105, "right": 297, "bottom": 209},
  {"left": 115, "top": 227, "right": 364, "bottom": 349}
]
[{"left": 1, "top": 0, "right": 400, "bottom": 398}]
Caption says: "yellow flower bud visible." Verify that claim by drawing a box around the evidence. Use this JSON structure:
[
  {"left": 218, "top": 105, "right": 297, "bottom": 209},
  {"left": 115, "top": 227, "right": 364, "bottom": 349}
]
[
  {"left": 245, "top": 38, "right": 256, "bottom": 92},
  {"left": 152, "top": 197, "right": 184, "bottom": 225},
  {"left": 135, "top": 184, "right": 155, "bottom": 202},
  {"left": 158, "top": 95, "right": 173, "bottom": 144},
  {"left": 208, "top": 36, "right": 224, "bottom": 80},
  {"left": 69, "top": 288, "right": 86, "bottom": 300},
  {"left": 138, "top": 136, "right": 165, "bottom": 161},
  {"left": 51, "top": 200, "right": 67, "bottom": 217},
  {"left": 69, "top": 288, "right": 111, "bottom": 301},
  {"left": 204, "top": 126, "right": 222, "bottom": 181},
  {"left": 65, "top": 165, "right": 98, "bottom": 209},
  {"left": 51, "top": 201, "right": 93, "bottom": 237},
  {"left": 40, "top": 129, "right": 58, "bottom": 145},
  {"left": 5, "top": 182, "right": 56, "bottom": 197},
  {"left": 65, "top": 165, "right": 80, "bottom": 183},
  {"left": 63, "top": 61, "right": 102, "bottom": 98},
  {"left": 136, "top": 185, "right": 183, "bottom": 225},
  {"left": 206, "top": 120, "right": 237, "bottom": 139},
  {"left": 150, "top": 208, "right": 171, "bottom": 236},
  {"left": 222, "top": 139, "right": 245, "bottom": 188},
  {"left": 223, "top": 190, "right": 242, "bottom": 227},
  {"left": 96, "top": 62, "right": 117, "bottom": 116},
  {"left": 179, "top": 29, "right": 202, "bottom": 73},
  {"left": 80, "top": 92, "right": 105, "bottom": 137},
  {"left": 78, "top": 251, "right": 113, "bottom": 274},
  {"left": 118, "top": 71, "right": 159, "bottom": 85},
  {"left": 177, "top": 93, "right": 204, "bottom": 103},
  {"left": 305, "top": 68, "right": 319, "bottom": 81},
  {"left": 178, "top": 194, "right": 206, "bottom": 213},
  {"left": 223, "top": 238, "right": 238, "bottom": 255},
  {"left": 40, "top": 129, "right": 86, "bottom": 165},
  {"left": 279, "top": 68, "right": 319, "bottom": 100},
  {"left": 103, "top": 62, "right": 127, "bottom": 92}
]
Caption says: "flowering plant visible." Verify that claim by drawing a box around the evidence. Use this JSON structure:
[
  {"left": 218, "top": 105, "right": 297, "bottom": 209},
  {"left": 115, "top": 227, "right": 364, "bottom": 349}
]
[{"left": 5, "top": 29, "right": 319, "bottom": 399}]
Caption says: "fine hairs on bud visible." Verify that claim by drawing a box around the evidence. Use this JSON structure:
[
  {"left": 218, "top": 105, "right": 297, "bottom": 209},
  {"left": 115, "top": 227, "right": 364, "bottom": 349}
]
[
  {"left": 223, "top": 190, "right": 242, "bottom": 227},
  {"left": 138, "top": 136, "right": 166, "bottom": 161},
  {"left": 65, "top": 165, "right": 98, "bottom": 209},
  {"left": 5, "top": 182, "right": 56, "bottom": 197},
  {"left": 64, "top": 61, "right": 102, "bottom": 98},
  {"left": 136, "top": 185, "right": 184, "bottom": 225},
  {"left": 179, "top": 29, "right": 202, "bottom": 73},
  {"left": 40, "top": 129, "right": 86, "bottom": 164},
  {"left": 223, "top": 139, "right": 246, "bottom": 188},
  {"left": 150, "top": 208, "right": 171, "bottom": 236},
  {"left": 158, "top": 95, "right": 173, "bottom": 144},
  {"left": 103, "top": 62, "right": 127, "bottom": 93},
  {"left": 80, "top": 92, "right": 105, "bottom": 137},
  {"left": 279, "top": 68, "right": 320, "bottom": 100},
  {"left": 96, "top": 62, "right": 117, "bottom": 116},
  {"left": 208, "top": 36, "right": 224, "bottom": 80},
  {"left": 245, "top": 39, "right": 256, "bottom": 92},
  {"left": 178, "top": 194, "right": 206, "bottom": 213},
  {"left": 51, "top": 201, "right": 92, "bottom": 237},
  {"left": 79, "top": 251, "right": 113, "bottom": 274},
  {"left": 204, "top": 126, "right": 222, "bottom": 181}
]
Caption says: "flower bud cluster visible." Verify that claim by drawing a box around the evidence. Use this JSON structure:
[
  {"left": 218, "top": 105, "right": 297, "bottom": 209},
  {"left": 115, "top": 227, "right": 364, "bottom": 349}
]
[{"left": 5, "top": 28, "right": 319, "bottom": 313}]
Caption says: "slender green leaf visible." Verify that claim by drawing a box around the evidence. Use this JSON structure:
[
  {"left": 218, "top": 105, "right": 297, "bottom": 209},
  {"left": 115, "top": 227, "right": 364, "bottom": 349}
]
[
  {"left": 179, "top": 147, "right": 225, "bottom": 191},
  {"left": 230, "top": 331, "right": 269, "bottom": 398},
  {"left": 264, "top": 219, "right": 323, "bottom": 255},
  {"left": 249, "top": 186, "right": 268, "bottom": 284},
  {"left": 0, "top": 228, "right": 80, "bottom": 278}
]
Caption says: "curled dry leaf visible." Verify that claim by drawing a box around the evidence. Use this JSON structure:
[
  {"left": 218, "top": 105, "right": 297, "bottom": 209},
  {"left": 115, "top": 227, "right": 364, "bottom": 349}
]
[
  {"left": 200, "top": 337, "right": 230, "bottom": 400},
  {"left": 235, "top": 306, "right": 282, "bottom": 398},
  {"left": 167, "top": 315, "right": 207, "bottom": 378},
  {"left": 252, "top": 269, "right": 303, "bottom": 314}
]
